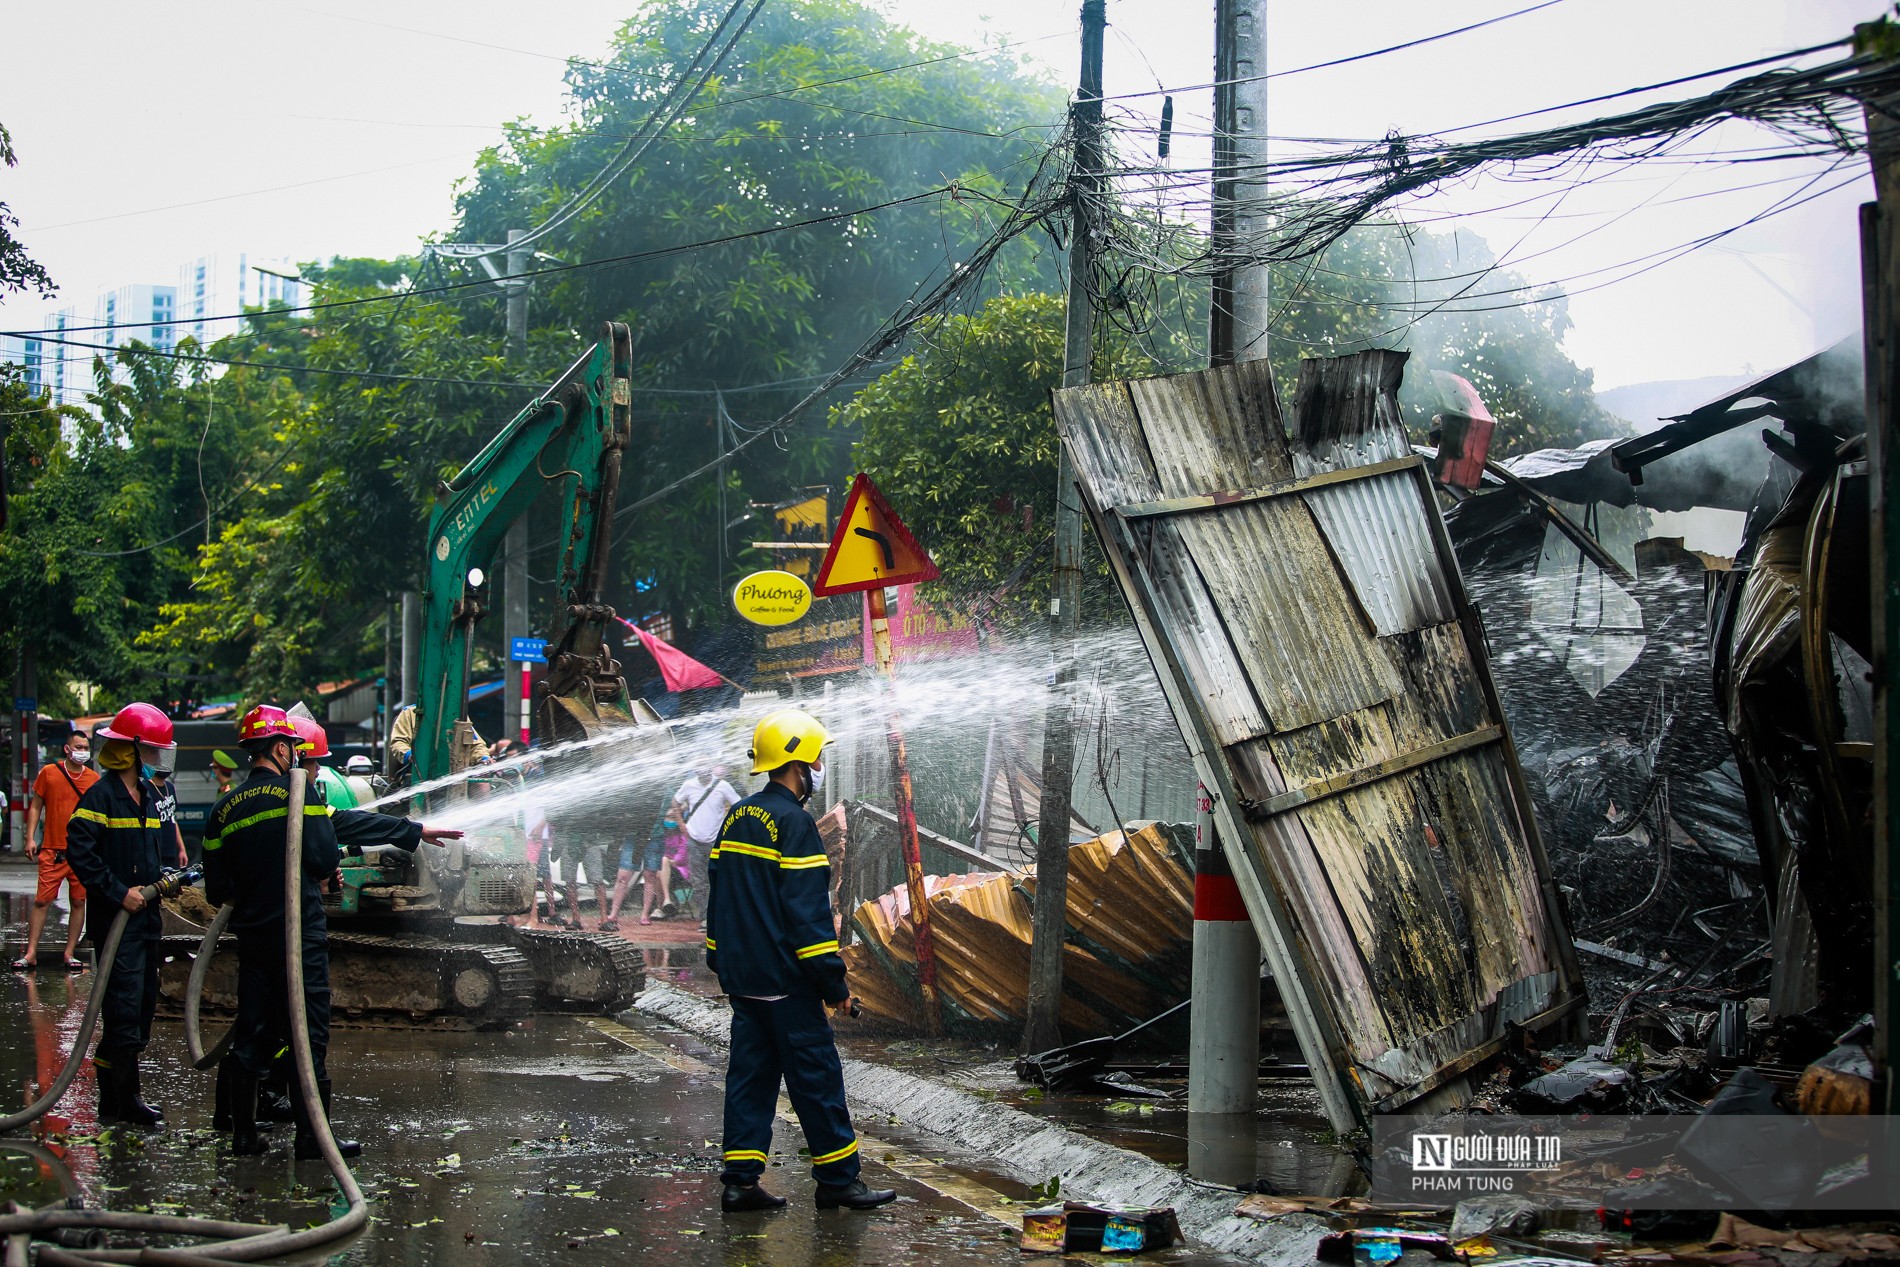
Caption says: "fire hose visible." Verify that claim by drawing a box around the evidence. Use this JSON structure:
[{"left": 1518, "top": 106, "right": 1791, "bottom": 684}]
[{"left": 0, "top": 771, "right": 370, "bottom": 1264}]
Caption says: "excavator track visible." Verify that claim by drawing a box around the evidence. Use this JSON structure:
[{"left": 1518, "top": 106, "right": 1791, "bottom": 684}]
[
  {"left": 488, "top": 927, "right": 646, "bottom": 1014},
  {"left": 157, "top": 930, "right": 537, "bottom": 1031}
]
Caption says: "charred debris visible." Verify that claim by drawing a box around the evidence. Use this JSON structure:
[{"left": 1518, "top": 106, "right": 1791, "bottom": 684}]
[{"left": 1436, "top": 334, "right": 1873, "bottom": 1111}]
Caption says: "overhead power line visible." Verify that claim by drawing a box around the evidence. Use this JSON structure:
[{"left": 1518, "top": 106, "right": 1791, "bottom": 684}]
[
  {"left": 2, "top": 185, "right": 972, "bottom": 341},
  {"left": 490, "top": 0, "right": 769, "bottom": 262},
  {"left": 1099, "top": 0, "right": 1572, "bottom": 104}
]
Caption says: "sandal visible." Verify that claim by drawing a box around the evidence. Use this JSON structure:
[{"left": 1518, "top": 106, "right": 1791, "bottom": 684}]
[
  {"left": 8, "top": 956, "right": 36, "bottom": 971},
  {"left": 598, "top": 919, "right": 619, "bottom": 932},
  {"left": 64, "top": 958, "right": 86, "bottom": 971}
]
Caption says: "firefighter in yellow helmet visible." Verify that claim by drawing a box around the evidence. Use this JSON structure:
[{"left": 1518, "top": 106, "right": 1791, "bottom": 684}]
[{"left": 706, "top": 709, "right": 894, "bottom": 1214}]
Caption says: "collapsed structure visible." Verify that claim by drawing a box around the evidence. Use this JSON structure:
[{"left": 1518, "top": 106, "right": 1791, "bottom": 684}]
[{"left": 1051, "top": 351, "right": 1584, "bottom": 1132}]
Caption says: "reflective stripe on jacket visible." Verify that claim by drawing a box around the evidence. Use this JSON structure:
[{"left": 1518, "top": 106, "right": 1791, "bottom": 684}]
[
  {"left": 201, "top": 771, "right": 342, "bottom": 936},
  {"left": 705, "top": 781, "right": 846, "bottom": 1004},
  {"left": 64, "top": 774, "right": 167, "bottom": 915}
]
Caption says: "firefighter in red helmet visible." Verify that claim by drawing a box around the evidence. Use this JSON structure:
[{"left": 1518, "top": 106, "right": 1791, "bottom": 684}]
[
  {"left": 63, "top": 702, "right": 179, "bottom": 1126},
  {"left": 203, "top": 706, "right": 460, "bottom": 1157}
]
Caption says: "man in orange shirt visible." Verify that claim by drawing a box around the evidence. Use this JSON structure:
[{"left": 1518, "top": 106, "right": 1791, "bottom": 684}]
[{"left": 13, "top": 730, "right": 99, "bottom": 971}]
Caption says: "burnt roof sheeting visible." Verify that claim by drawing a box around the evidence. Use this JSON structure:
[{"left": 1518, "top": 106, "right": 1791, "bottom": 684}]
[
  {"left": 1054, "top": 351, "right": 1583, "bottom": 1131},
  {"left": 1128, "top": 366, "right": 1402, "bottom": 730},
  {"left": 1610, "top": 337, "right": 1865, "bottom": 481},
  {"left": 1290, "top": 351, "right": 1457, "bottom": 637}
]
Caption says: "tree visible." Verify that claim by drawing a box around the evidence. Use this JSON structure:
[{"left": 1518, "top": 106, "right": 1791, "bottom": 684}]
[
  {"left": 449, "top": 0, "right": 1066, "bottom": 632},
  {"left": 842, "top": 294, "right": 1162, "bottom": 621},
  {"left": 0, "top": 122, "right": 55, "bottom": 300}
]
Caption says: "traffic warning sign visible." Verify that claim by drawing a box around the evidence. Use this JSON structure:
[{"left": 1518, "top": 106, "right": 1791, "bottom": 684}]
[{"left": 811, "top": 473, "right": 939, "bottom": 597}]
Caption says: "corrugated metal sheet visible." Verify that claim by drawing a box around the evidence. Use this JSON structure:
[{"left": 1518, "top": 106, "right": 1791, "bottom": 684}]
[
  {"left": 1058, "top": 382, "right": 1272, "bottom": 746},
  {"left": 1052, "top": 350, "right": 1582, "bottom": 1132},
  {"left": 1128, "top": 372, "right": 1401, "bottom": 730},
  {"left": 839, "top": 822, "right": 1194, "bottom": 1036},
  {"left": 1291, "top": 352, "right": 1456, "bottom": 637}
]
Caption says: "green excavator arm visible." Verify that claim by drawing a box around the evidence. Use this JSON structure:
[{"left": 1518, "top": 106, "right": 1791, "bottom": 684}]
[{"left": 412, "top": 321, "right": 654, "bottom": 782}]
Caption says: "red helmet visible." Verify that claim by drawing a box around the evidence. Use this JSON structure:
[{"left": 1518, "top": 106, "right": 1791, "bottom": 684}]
[
  {"left": 98, "top": 702, "right": 177, "bottom": 750},
  {"left": 290, "top": 714, "right": 330, "bottom": 759},
  {"left": 238, "top": 705, "right": 298, "bottom": 745}
]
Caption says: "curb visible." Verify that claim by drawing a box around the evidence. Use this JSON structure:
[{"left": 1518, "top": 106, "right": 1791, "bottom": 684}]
[{"left": 631, "top": 982, "right": 1328, "bottom": 1265}]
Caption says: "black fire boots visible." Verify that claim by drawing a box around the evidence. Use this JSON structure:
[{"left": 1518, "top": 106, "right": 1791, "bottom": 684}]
[
  {"left": 721, "top": 1182, "right": 788, "bottom": 1212},
  {"left": 93, "top": 1045, "right": 163, "bottom": 1127},
  {"left": 292, "top": 1078, "right": 361, "bottom": 1161},
  {"left": 228, "top": 1066, "right": 266, "bottom": 1157},
  {"left": 815, "top": 1180, "right": 897, "bottom": 1210}
]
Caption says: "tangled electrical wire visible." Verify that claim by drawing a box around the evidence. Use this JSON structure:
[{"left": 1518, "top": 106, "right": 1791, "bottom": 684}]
[{"left": 1070, "top": 46, "right": 1894, "bottom": 345}]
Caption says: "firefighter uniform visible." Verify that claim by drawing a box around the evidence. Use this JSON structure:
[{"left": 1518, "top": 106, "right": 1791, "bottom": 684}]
[
  {"left": 202, "top": 771, "right": 343, "bottom": 1084},
  {"left": 63, "top": 774, "right": 168, "bottom": 1061},
  {"left": 706, "top": 781, "right": 860, "bottom": 1188}
]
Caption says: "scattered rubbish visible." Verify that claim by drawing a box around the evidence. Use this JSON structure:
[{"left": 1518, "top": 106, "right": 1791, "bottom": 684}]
[
  {"left": 1316, "top": 1227, "right": 1459, "bottom": 1265},
  {"left": 1510, "top": 1057, "right": 1633, "bottom": 1112},
  {"left": 1447, "top": 1195, "right": 1540, "bottom": 1243},
  {"left": 1700, "top": 1213, "right": 1900, "bottom": 1259},
  {"left": 1018, "top": 1202, "right": 1182, "bottom": 1255},
  {"left": 1233, "top": 1194, "right": 1378, "bottom": 1221},
  {"left": 1676, "top": 1069, "right": 1822, "bottom": 1210},
  {"left": 1598, "top": 1178, "right": 1724, "bottom": 1242},
  {"left": 1014, "top": 998, "right": 1189, "bottom": 1092},
  {"left": 1796, "top": 1037, "right": 1874, "bottom": 1117}
]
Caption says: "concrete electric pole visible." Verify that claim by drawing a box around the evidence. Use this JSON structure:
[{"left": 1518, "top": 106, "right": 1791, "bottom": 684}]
[
  {"left": 1191, "top": 0, "right": 1266, "bottom": 1134},
  {"left": 425, "top": 231, "right": 534, "bottom": 749},
  {"left": 502, "top": 230, "right": 531, "bottom": 749},
  {"left": 1023, "top": 0, "right": 1106, "bottom": 1058},
  {"left": 1210, "top": 0, "right": 1272, "bottom": 365}
]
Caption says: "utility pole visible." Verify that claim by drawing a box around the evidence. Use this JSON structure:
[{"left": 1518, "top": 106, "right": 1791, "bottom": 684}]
[
  {"left": 1023, "top": 0, "right": 1106, "bottom": 1057},
  {"left": 1190, "top": 0, "right": 1266, "bottom": 1137},
  {"left": 1856, "top": 17, "right": 1900, "bottom": 1111},
  {"left": 502, "top": 229, "right": 531, "bottom": 749},
  {"left": 395, "top": 590, "right": 421, "bottom": 776},
  {"left": 425, "top": 232, "right": 535, "bottom": 750},
  {"left": 1210, "top": 0, "right": 1271, "bottom": 364}
]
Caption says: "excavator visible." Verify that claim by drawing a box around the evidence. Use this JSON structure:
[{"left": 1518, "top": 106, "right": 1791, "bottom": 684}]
[{"left": 162, "top": 323, "right": 663, "bottom": 1027}]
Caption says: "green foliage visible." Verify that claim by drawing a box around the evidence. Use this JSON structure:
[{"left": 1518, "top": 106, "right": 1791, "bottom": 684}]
[
  {"left": 451, "top": 0, "right": 1066, "bottom": 628},
  {"left": 841, "top": 294, "right": 1159, "bottom": 620},
  {"left": 0, "top": 122, "right": 55, "bottom": 300},
  {"left": 0, "top": 367, "right": 171, "bottom": 709}
]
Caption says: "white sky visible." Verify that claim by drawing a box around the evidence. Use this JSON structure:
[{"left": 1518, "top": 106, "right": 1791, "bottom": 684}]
[{"left": 0, "top": 0, "right": 1883, "bottom": 393}]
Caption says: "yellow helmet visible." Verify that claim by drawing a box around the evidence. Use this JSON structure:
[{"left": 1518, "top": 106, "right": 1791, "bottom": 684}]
[{"left": 749, "top": 709, "right": 830, "bottom": 774}]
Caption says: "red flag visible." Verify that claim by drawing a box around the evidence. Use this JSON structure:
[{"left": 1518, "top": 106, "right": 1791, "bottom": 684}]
[{"left": 625, "top": 621, "right": 728, "bottom": 691}]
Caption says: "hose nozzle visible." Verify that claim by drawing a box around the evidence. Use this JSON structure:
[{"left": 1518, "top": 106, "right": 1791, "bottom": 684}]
[{"left": 153, "top": 865, "right": 204, "bottom": 900}]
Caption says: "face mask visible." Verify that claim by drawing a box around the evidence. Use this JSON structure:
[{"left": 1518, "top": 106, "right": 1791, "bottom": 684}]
[
  {"left": 807, "top": 763, "right": 826, "bottom": 794},
  {"left": 68, "top": 750, "right": 89, "bottom": 767},
  {"left": 141, "top": 764, "right": 157, "bottom": 780},
  {"left": 98, "top": 740, "right": 136, "bottom": 771}
]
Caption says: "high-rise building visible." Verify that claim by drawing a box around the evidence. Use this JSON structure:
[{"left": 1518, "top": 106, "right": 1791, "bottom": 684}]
[
  {"left": 1, "top": 253, "right": 305, "bottom": 408},
  {"left": 176, "top": 253, "right": 306, "bottom": 348}
]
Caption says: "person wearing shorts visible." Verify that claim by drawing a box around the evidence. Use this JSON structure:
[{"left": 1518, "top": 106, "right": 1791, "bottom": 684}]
[
  {"left": 14, "top": 731, "right": 98, "bottom": 971},
  {"left": 604, "top": 815, "right": 679, "bottom": 930},
  {"left": 553, "top": 832, "right": 609, "bottom": 931}
]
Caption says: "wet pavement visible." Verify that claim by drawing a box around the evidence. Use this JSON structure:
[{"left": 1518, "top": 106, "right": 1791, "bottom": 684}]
[{"left": 1, "top": 871, "right": 1256, "bottom": 1265}]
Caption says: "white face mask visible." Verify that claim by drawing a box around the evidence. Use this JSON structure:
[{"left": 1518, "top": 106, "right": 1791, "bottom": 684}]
[
  {"left": 67, "top": 749, "right": 89, "bottom": 767},
  {"left": 806, "top": 764, "right": 825, "bottom": 794}
]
